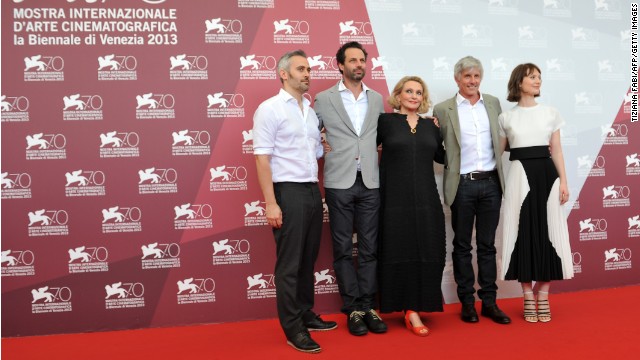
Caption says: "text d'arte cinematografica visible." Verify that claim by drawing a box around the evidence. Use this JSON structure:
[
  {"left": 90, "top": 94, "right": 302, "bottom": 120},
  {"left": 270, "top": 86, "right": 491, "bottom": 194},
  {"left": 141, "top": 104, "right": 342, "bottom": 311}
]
[{"left": 13, "top": 8, "right": 178, "bottom": 46}]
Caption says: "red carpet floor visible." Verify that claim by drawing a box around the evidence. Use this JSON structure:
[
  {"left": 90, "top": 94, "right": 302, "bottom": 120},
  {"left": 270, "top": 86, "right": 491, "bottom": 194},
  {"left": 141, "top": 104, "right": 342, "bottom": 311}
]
[{"left": 3, "top": 285, "right": 639, "bottom": 359}]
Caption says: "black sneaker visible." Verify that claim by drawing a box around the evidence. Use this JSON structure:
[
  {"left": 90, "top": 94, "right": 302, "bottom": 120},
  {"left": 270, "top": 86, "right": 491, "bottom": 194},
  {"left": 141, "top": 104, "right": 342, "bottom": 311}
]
[
  {"left": 347, "top": 311, "right": 368, "bottom": 336},
  {"left": 363, "top": 309, "right": 387, "bottom": 333},
  {"left": 304, "top": 315, "right": 338, "bottom": 331},
  {"left": 286, "top": 332, "right": 321, "bottom": 353}
]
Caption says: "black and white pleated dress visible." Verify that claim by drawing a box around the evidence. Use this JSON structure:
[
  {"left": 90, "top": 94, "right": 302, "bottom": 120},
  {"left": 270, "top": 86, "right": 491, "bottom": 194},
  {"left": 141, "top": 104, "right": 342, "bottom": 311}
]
[{"left": 498, "top": 104, "right": 574, "bottom": 282}]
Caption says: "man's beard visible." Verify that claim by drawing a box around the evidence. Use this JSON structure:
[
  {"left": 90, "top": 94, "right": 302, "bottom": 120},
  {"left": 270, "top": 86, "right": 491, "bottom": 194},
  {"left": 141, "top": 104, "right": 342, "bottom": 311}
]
[{"left": 346, "top": 68, "right": 365, "bottom": 81}]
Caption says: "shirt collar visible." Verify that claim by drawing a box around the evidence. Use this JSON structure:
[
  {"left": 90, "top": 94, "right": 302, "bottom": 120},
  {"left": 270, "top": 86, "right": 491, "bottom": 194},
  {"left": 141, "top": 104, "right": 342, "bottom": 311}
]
[
  {"left": 456, "top": 92, "right": 484, "bottom": 106},
  {"left": 338, "top": 80, "right": 369, "bottom": 94},
  {"left": 279, "top": 88, "right": 310, "bottom": 107}
]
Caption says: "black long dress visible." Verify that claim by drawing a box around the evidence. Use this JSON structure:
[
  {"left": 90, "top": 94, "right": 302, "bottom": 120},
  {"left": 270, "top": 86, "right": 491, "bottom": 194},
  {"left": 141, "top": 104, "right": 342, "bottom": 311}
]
[{"left": 377, "top": 113, "right": 446, "bottom": 313}]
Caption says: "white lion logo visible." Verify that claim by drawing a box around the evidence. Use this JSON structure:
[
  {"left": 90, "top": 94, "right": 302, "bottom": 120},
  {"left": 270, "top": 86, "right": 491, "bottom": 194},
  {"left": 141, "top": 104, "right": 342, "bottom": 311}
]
[
  {"left": 174, "top": 204, "right": 196, "bottom": 220},
  {"left": 1, "top": 250, "right": 18, "bottom": 266},
  {"left": 24, "top": 55, "right": 47, "bottom": 71},
  {"left": 68, "top": 246, "right": 91, "bottom": 263},
  {"left": 578, "top": 219, "right": 595, "bottom": 232},
  {"left": 169, "top": 54, "right": 191, "bottom": 70},
  {"left": 625, "top": 154, "right": 640, "bottom": 167},
  {"left": 98, "top": 54, "right": 120, "bottom": 70},
  {"left": 138, "top": 168, "right": 161, "bottom": 184},
  {"left": 31, "top": 287, "right": 55, "bottom": 303},
  {"left": 213, "top": 240, "right": 234, "bottom": 255},
  {"left": 273, "top": 19, "right": 294, "bottom": 34},
  {"left": 136, "top": 93, "right": 159, "bottom": 109},
  {"left": 602, "top": 185, "right": 618, "bottom": 199},
  {"left": 210, "top": 166, "right": 231, "bottom": 181},
  {"left": 102, "top": 206, "right": 125, "bottom": 223},
  {"left": 63, "top": 94, "right": 86, "bottom": 110},
  {"left": 240, "top": 55, "right": 261, "bottom": 70},
  {"left": 207, "top": 92, "right": 230, "bottom": 108},
  {"left": 205, "top": 18, "right": 226, "bottom": 33},
  {"left": 141, "top": 243, "right": 163, "bottom": 259},
  {"left": 172, "top": 130, "right": 195, "bottom": 145},
  {"left": 339, "top": 21, "right": 359, "bottom": 35},
  {"left": 247, "top": 274, "right": 269, "bottom": 289},
  {"left": 177, "top": 278, "right": 199, "bottom": 294},
  {"left": 28, "top": 210, "right": 52, "bottom": 226},
  {"left": 242, "top": 130, "right": 253, "bottom": 144},
  {"left": 105, "top": 282, "right": 127, "bottom": 299},
  {"left": 244, "top": 201, "right": 265, "bottom": 216},
  {"left": 604, "top": 248, "right": 620, "bottom": 262},
  {"left": 100, "top": 131, "right": 123, "bottom": 148},
  {"left": 65, "top": 170, "right": 89, "bottom": 186},
  {"left": 314, "top": 269, "right": 336, "bottom": 285}
]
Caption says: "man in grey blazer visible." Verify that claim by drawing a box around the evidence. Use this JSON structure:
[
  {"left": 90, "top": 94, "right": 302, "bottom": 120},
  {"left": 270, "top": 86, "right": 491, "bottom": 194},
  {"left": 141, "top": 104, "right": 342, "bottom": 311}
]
[
  {"left": 432, "top": 56, "right": 511, "bottom": 325},
  {"left": 314, "top": 42, "right": 387, "bottom": 336}
]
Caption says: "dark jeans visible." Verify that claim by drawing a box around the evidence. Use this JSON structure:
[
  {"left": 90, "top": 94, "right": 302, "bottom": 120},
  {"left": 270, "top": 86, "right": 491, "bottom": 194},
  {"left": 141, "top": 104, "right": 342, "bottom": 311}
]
[
  {"left": 450, "top": 175, "right": 502, "bottom": 306},
  {"left": 325, "top": 173, "right": 380, "bottom": 314},
  {"left": 273, "top": 182, "right": 323, "bottom": 339}
]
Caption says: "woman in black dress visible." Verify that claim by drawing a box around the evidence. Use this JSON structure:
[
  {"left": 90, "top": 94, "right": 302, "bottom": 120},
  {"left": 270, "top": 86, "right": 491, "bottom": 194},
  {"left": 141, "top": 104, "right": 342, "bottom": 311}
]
[{"left": 377, "top": 76, "right": 445, "bottom": 336}]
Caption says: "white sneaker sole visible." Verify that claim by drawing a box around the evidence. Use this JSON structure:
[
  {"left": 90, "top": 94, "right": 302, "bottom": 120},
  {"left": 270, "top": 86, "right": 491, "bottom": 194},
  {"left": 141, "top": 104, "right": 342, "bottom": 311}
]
[{"left": 286, "top": 341, "right": 322, "bottom": 353}]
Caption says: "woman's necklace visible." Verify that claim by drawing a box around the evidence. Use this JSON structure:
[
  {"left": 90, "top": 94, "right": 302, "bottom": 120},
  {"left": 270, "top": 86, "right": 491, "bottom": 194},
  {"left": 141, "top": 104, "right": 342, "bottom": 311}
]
[{"left": 405, "top": 115, "right": 418, "bottom": 134}]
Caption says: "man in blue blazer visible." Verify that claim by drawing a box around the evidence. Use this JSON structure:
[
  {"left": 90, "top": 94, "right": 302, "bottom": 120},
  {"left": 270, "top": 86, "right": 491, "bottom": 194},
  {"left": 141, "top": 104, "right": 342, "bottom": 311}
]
[{"left": 314, "top": 42, "right": 387, "bottom": 336}]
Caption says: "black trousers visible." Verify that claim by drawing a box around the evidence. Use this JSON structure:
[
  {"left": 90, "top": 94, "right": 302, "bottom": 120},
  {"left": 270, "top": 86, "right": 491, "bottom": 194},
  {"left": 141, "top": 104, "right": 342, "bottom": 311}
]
[
  {"left": 450, "top": 175, "right": 502, "bottom": 306},
  {"left": 273, "top": 182, "right": 323, "bottom": 339},
  {"left": 325, "top": 173, "right": 380, "bottom": 314}
]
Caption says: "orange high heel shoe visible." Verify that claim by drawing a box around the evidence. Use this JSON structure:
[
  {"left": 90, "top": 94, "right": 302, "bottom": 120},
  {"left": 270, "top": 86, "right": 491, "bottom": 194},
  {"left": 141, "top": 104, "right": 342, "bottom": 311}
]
[{"left": 404, "top": 310, "right": 429, "bottom": 337}]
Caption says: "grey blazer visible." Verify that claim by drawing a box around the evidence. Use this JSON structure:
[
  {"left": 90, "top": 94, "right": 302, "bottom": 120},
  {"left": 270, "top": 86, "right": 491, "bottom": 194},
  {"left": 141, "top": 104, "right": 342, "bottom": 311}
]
[
  {"left": 314, "top": 82, "right": 384, "bottom": 189},
  {"left": 432, "top": 93, "right": 505, "bottom": 206}
]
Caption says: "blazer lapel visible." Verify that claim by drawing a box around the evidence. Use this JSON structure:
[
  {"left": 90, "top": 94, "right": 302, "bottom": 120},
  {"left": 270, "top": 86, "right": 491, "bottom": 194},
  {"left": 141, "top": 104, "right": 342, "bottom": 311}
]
[
  {"left": 447, "top": 96, "right": 461, "bottom": 148},
  {"left": 360, "top": 90, "right": 378, "bottom": 134},
  {"left": 484, "top": 97, "right": 500, "bottom": 142}
]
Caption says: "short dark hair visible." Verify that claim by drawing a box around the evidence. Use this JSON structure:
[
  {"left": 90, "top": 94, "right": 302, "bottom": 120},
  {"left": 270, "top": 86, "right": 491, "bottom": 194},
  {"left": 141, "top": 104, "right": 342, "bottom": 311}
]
[
  {"left": 506, "top": 63, "right": 541, "bottom": 102},
  {"left": 335, "top": 41, "right": 368, "bottom": 74}
]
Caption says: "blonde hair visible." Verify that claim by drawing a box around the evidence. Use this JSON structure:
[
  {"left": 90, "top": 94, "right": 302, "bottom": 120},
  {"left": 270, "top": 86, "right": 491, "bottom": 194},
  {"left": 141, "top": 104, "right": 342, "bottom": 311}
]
[{"left": 387, "top": 76, "right": 430, "bottom": 113}]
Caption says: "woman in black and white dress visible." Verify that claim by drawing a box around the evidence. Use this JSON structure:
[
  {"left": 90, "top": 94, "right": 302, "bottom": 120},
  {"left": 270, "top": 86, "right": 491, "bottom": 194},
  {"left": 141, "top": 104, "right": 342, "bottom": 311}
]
[{"left": 498, "top": 63, "right": 573, "bottom": 323}]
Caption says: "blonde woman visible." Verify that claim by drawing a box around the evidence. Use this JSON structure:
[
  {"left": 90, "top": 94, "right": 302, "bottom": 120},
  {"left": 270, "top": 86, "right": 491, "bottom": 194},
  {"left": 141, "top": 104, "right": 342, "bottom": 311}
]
[{"left": 377, "top": 76, "right": 445, "bottom": 336}]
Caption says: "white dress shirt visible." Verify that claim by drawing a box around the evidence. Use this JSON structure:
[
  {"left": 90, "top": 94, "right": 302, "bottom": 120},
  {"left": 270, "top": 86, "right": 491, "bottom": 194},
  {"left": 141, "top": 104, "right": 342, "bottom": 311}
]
[
  {"left": 253, "top": 88, "right": 323, "bottom": 183},
  {"left": 338, "top": 80, "right": 369, "bottom": 170},
  {"left": 338, "top": 80, "right": 370, "bottom": 136},
  {"left": 456, "top": 92, "right": 496, "bottom": 174}
]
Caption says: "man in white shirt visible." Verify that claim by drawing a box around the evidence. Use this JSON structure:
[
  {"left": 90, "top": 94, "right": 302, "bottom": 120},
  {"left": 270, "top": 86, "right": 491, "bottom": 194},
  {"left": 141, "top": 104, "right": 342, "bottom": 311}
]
[
  {"left": 314, "top": 42, "right": 387, "bottom": 336},
  {"left": 432, "top": 56, "right": 511, "bottom": 325},
  {"left": 254, "top": 50, "right": 336, "bottom": 354}
]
